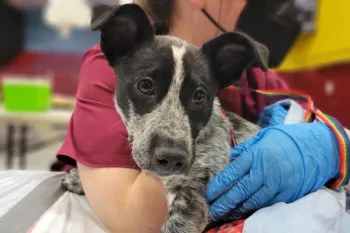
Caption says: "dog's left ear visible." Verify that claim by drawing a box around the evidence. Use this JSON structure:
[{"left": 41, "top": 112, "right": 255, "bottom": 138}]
[
  {"left": 202, "top": 31, "right": 269, "bottom": 89},
  {"left": 91, "top": 4, "right": 154, "bottom": 66}
]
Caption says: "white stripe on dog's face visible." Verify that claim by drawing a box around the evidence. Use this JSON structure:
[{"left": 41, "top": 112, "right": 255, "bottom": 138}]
[{"left": 172, "top": 45, "right": 186, "bottom": 86}]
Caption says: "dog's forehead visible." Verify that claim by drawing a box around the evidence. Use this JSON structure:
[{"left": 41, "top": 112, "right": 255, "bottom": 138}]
[
  {"left": 119, "top": 35, "right": 213, "bottom": 86},
  {"left": 155, "top": 35, "right": 208, "bottom": 66},
  {"left": 156, "top": 35, "right": 187, "bottom": 48},
  {"left": 154, "top": 36, "right": 213, "bottom": 84}
]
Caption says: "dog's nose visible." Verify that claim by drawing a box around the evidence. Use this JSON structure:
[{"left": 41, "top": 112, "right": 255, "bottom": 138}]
[{"left": 155, "top": 147, "right": 187, "bottom": 174}]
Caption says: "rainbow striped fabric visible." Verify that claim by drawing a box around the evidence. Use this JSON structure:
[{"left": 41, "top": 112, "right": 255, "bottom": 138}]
[{"left": 226, "top": 85, "right": 350, "bottom": 188}]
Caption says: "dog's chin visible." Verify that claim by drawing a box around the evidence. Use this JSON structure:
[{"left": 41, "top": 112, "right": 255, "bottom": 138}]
[
  {"left": 133, "top": 153, "right": 195, "bottom": 178},
  {"left": 145, "top": 169, "right": 167, "bottom": 179},
  {"left": 141, "top": 166, "right": 190, "bottom": 179}
]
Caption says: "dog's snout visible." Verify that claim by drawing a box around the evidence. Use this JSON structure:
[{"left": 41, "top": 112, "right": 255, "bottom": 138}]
[
  {"left": 151, "top": 133, "right": 190, "bottom": 176},
  {"left": 155, "top": 147, "right": 187, "bottom": 174}
]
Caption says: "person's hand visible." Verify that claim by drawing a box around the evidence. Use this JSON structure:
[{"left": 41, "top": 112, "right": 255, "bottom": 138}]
[
  {"left": 206, "top": 123, "right": 340, "bottom": 221},
  {"left": 258, "top": 102, "right": 289, "bottom": 128}
]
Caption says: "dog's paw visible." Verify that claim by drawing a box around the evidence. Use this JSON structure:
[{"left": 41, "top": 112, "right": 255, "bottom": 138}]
[{"left": 61, "top": 168, "right": 85, "bottom": 195}]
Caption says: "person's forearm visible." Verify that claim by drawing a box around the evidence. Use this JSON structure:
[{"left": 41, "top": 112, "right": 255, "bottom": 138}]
[
  {"left": 126, "top": 172, "right": 168, "bottom": 233},
  {"left": 77, "top": 164, "right": 167, "bottom": 233},
  {"left": 96, "top": 172, "right": 167, "bottom": 233}
]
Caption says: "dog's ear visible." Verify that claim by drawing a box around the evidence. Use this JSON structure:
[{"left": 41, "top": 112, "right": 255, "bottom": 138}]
[
  {"left": 91, "top": 4, "right": 154, "bottom": 66},
  {"left": 202, "top": 31, "right": 269, "bottom": 89}
]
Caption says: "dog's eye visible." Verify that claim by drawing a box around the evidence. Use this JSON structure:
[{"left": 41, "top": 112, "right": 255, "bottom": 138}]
[
  {"left": 192, "top": 89, "right": 206, "bottom": 105},
  {"left": 137, "top": 79, "right": 154, "bottom": 96}
]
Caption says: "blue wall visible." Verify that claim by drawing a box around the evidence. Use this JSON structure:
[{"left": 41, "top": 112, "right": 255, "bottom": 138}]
[{"left": 24, "top": 8, "right": 100, "bottom": 54}]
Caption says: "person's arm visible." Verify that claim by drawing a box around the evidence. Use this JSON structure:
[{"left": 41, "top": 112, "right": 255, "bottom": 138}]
[
  {"left": 257, "top": 98, "right": 350, "bottom": 189},
  {"left": 207, "top": 96, "right": 350, "bottom": 221},
  {"left": 206, "top": 122, "right": 345, "bottom": 221},
  {"left": 78, "top": 164, "right": 167, "bottom": 233}
]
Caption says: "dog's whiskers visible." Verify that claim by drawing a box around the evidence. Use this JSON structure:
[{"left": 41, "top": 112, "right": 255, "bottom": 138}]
[{"left": 109, "top": 121, "right": 123, "bottom": 131}]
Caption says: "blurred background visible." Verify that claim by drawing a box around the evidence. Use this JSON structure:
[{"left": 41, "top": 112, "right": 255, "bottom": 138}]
[{"left": 0, "top": 0, "right": 349, "bottom": 171}]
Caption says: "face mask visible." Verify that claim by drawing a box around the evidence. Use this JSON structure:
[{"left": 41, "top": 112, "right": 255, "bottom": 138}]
[{"left": 202, "top": 0, "right": 301, "bottom": 68}]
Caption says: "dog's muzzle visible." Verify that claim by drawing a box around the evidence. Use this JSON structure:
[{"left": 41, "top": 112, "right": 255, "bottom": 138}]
[{"left": 154, "top": 146, "right": 187, "bottom": 175}]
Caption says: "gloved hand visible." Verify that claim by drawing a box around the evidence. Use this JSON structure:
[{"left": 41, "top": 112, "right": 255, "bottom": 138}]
[
  {"left": 258, "top": 101, "right": 289, "bottom": 128},
  {"left": 206, "top": 123, "right": 340, "bottom": 221}
]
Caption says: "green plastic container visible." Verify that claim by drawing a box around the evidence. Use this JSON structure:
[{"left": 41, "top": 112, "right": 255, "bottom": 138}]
[{"left": 2, "top": 77, "right": 52, "bottom": 112}]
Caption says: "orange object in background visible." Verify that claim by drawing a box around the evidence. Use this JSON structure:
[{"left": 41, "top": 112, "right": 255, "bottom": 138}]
[
  {"left": 206, "top": 220, "right": 245, "bottom": 233},
  {"left": 278, "top": 63, "right": 350, "bottom": 129}
]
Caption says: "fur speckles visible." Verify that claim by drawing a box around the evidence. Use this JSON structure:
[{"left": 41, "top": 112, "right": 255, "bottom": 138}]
[
  {"left": 61, "top": 168, "right": 84, "bottom": 195},
  {"left": 129, "top": 86, "right": 193, "bottom": 175}
]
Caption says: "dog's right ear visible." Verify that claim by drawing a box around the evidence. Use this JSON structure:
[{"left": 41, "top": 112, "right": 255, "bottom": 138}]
[
  {"left": 202, "top": 31, "right": 269, "bottom": 89},
  {"left": 91, "top": 4, "right": 154, "bottom": 66}
]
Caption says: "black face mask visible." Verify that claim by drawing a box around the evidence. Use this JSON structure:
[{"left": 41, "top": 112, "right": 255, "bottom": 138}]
[{"left": 202, "top": 0, "right": 301, "bottom": 68}]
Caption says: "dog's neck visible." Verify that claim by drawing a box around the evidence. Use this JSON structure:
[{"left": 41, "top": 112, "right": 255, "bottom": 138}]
[
  {"left": 196, "top": 99, "right": 232, "bottom": 144},
  {"left": 197, "top": 98, "right": 261, "bottom": 146}
]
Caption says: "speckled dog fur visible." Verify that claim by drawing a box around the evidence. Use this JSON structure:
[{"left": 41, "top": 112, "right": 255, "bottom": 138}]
[{"left": 62, "top": 4, "right": 268, "bottom": 233}]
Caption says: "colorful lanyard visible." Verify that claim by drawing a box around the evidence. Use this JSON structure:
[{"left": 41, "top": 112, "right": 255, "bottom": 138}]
[{"left": 225, "top": 84, "right": 350, "bottom": 189}]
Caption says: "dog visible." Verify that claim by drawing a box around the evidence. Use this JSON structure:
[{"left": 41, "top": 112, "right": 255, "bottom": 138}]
[{"left": 62, "top": 4, "right": 268, "bottom": 233}]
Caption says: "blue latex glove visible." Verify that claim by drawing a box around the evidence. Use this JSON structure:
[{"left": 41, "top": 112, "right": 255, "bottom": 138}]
[
  {"left": 206, "top": 123, "right": 340, "bottom": 221},
  {"left": 258, "top": 102, "right": 289, "bottom": 128}
]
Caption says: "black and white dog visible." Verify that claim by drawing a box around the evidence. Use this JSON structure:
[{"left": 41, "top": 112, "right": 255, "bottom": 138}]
[{"left": 63, "top": 4, "right": 267, "bottom": 233}]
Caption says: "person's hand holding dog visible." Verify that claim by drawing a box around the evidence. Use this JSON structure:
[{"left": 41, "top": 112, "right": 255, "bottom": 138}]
[{"left": 206, "top": 103, "right": 342, "bottom": 221}]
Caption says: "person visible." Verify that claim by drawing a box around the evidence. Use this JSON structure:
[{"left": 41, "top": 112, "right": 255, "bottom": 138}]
[{"left": 55, "top": 0, "right": 349, "bottom": 232}]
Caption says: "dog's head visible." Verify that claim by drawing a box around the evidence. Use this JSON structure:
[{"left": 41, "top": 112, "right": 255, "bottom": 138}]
[{"left": 92, "top": 4, "right": 268, "bottom": 177}]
